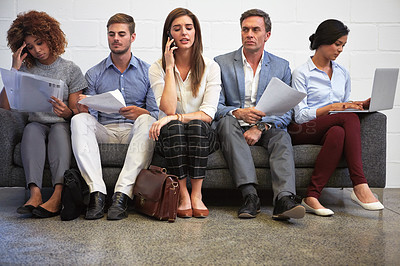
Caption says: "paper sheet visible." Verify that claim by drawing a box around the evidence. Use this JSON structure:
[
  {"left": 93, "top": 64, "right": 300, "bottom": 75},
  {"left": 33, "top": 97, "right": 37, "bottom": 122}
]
[
  {"left": 0, "top": 68, "right": 64, "bottom": 112},
  {"left": 79, "top": 89, "right": 126, "bottom": 114},
  {"left": 255, "top": 77, "right": 306, "bottom": 115}
]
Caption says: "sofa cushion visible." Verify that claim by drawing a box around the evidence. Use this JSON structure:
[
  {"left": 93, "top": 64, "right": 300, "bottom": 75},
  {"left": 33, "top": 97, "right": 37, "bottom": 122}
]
[{"left": 14, "top": 142, "right": 347, "bottom": 169}]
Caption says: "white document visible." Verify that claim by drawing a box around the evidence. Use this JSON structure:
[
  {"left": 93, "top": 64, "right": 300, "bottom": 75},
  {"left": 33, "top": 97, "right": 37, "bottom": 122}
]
[
  {"left": 255, "top": 77, "right": 306, "bottom": 115},
  {"left": 79, "top": 89, "right": 126, "bottom": 114},
  {"left": 0, "top": 68, "right": 64, "bottom": 112}
]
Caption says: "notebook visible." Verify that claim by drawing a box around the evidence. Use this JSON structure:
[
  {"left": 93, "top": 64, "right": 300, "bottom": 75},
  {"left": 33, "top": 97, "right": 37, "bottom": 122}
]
[{"left": 330, "top": 68, "right": 399, "bottom": 113}]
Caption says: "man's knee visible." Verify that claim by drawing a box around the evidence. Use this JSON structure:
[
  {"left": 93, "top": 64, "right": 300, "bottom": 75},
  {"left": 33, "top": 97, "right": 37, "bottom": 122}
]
[
  {"left": 216, "top": 115, "right": 240, "bottom": 135},
  {"left": 71, "top": 113, "right": 93, "bottom": 128},
  {"left": 270, "top": 129, "right": 293, "bottom": 147}
]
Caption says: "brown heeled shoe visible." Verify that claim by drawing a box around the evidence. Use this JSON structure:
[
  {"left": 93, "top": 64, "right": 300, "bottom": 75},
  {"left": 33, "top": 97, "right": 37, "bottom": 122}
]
[
  {"left": 193, "top": 208, "right": 209, "bottom": 218},
  {"left": 177, "top": 208, "right": 193, "bottom": 218}
]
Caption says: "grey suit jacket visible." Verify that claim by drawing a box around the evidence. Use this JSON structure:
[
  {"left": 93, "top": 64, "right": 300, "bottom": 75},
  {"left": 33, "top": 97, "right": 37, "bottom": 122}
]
[{"left": 214, "top": 47, "right": 292, "bottom": 128}]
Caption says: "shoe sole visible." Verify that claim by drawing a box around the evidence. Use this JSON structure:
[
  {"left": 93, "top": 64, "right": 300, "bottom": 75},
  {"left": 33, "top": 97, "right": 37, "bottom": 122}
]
[
  {"left": 238, "top": 209, "right": 261, "bottom": 219},
  {"left": 272, "top": 205, "right": 305, "bottom": 220},
  {"left": 85, "top": 214, "right": 104, "bottom": 220},
  {"left": 17, "top": 205, "right": 36, "bottom": 214}
]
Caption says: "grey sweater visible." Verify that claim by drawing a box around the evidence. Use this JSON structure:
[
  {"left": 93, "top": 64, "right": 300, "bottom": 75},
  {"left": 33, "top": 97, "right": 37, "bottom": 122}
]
[{"left": 20, "top": 57, "right": 87, "bottom": 123}]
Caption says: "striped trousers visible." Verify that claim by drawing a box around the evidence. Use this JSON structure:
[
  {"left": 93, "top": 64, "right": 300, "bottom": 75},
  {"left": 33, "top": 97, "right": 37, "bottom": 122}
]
[{"left": 156, "top": 119, "right": 217, "bottom": 180}]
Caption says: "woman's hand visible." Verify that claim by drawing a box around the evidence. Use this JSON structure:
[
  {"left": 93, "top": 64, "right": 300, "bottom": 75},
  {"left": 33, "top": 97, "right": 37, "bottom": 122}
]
[
  {"left": 164, "top": 37, "right": 178, "bottom": 70},
  {"left": 149, "top": 115, "right": 178, "bottom": 141},
  {"left": 12, "top": 42, "right": 28, "bottom": 70},
  {"left": 317, "top": 101, "right": 363, "bottom": 117},
  {"left": 353, "top": 98, "right": 371, "bottom": 109},
  {"left": 49, "top": 96, "right": 73, "bottom": 118},
  {"left": 330, "top": 102, "right": 363, "bottom": 111}
]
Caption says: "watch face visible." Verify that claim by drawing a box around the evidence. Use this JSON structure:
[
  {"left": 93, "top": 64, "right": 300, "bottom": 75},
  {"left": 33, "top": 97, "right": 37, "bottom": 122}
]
[{"left": 257, "top": 123, "right": 265, "bottom": 131}]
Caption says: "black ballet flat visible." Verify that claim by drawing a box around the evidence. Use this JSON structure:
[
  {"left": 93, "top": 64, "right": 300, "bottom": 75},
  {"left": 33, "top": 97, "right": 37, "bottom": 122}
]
[
  {"left": 32, "top": 206, "right": 60, "bottom": 218},
  {"left": 16, "top": 205, "right": 36, "bottom": 214}
]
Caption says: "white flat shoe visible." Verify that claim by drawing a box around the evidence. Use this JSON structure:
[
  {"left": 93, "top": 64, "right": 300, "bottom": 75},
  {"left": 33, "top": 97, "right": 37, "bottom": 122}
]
[
  {"left": 351, "top": 190, "right": 384, "bottom": 211},
  {"left": 301, "top": 199, "right": 334, "bottom": 217}
]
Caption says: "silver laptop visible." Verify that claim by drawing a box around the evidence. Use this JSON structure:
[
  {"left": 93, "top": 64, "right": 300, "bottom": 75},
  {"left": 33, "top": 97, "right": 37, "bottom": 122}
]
[{"left": 330, "top": 68, "right": 399, "bottom": 113}]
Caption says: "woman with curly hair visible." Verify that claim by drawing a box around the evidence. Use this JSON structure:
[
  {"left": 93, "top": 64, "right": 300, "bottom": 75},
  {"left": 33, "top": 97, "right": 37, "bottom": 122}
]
[{"left": 0, "top": 11, "right": 87, "bottom": 218}]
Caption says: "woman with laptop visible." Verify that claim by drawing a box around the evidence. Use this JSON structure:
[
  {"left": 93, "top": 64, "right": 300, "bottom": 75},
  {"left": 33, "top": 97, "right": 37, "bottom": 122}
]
[{"left": 288, "top": 19, "right": 384, "bottom": 216}]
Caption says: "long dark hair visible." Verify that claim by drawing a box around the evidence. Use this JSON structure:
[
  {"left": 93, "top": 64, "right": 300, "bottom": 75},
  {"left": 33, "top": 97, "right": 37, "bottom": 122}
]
[
  {"left": 309, "top": 19, "right": 349, "bottom": 50},
  {"left": 161, "top": 8, "right": 205, "bottom": 98}
]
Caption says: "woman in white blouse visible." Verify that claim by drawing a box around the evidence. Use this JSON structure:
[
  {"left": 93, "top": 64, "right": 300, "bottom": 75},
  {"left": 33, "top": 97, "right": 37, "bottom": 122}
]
[
  {"left": 289, "top": 19, "right": 383, "bottom": 216},
  {"left": 149, "top": 8, "right": 221, "bottom": 218}
]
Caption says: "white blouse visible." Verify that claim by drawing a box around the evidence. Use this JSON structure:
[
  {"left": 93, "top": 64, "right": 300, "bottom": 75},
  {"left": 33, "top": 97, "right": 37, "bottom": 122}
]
[{"left": 149, "top": 56, "right": 221, "bottom": 119}]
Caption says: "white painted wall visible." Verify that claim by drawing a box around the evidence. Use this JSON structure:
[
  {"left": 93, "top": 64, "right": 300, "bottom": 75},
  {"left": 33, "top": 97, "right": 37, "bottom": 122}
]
[{"left": 1, "top": 0, "right": 399, "bottom": 187}]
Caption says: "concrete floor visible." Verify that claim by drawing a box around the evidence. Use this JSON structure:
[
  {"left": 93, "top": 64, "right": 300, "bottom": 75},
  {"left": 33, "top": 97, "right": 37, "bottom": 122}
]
[{"left": 0, "top": 187, "right": 399, "bottom": 265}]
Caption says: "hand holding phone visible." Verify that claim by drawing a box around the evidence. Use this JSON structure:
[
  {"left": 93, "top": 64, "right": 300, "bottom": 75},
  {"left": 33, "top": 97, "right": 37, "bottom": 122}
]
[{"left": 167, "top": 31, "right": 176, "bottom": 50}]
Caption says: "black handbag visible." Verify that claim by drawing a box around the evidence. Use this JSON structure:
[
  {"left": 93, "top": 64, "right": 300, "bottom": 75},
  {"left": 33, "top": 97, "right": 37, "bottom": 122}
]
[{"left": 60, "top": 169, "right": 89, "bottom": 221}]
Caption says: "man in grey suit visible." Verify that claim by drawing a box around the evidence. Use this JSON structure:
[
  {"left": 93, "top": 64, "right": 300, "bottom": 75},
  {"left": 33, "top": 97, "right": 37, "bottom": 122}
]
[{"left": 214, "top": 9, "right": 305, "bottom": 220}]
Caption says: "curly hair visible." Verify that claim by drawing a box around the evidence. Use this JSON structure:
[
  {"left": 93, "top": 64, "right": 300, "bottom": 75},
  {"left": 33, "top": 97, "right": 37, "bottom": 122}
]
[{"left": 7, "top": 10, "right": 67, "bottom": 68}]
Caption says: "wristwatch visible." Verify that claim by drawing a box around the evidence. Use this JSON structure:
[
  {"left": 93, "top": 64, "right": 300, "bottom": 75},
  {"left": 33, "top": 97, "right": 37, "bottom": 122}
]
[{"left": 256, "top": 122, "right": 267, "bottom": 132}]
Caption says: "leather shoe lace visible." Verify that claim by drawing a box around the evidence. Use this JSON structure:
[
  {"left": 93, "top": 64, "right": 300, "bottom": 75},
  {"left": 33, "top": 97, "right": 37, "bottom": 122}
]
[
  {"left": 85, "top": 192, "right": 106, "bottom": 220},
  {"left": 107, "top": 192, "right": 129, "bottom": 220},
  {"left": 238, "top": 194, "right": 261, "bottom": 218},
  {"left": 272, "top": 194, "right": 305, "bottom": 220}
]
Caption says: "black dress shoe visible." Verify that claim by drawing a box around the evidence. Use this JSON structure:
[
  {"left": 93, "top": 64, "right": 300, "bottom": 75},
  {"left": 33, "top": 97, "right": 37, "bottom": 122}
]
[
  {"left": 17, "top": 205, "right": 36, "bottom": 214},
  {"left": 272, "top": 194, "right": 305, "bottom": 220},
  {"left": 85, "top": 192, "right": 106, "bottom": 220},
  {"left": 238, "top": 194, "right": 261, "bottom": 218},
  {"left": 107, "top": 192, "right": 129, "bottom": 220},
  {"left": 32, "top": 206, "right": 60, "bottom": 218}
]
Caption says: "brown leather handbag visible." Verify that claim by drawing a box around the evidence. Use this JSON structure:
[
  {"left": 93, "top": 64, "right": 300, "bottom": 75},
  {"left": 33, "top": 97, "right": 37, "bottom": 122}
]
[{"left": 133, "top": 165, "right": 180, "bottom": 222}]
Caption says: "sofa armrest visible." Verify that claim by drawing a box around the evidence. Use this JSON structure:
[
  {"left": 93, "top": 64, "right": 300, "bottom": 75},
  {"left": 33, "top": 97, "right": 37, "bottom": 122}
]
[
  {"left": 0, "top": 109, "right": 28, "bottom": 186},
  {"left": 358, "top": 112, "right": 386, "bottom": 187}
]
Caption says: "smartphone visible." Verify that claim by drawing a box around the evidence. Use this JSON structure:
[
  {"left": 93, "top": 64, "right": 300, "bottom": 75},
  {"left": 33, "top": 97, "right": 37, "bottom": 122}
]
[{"left": 167, "top": 31, "right": 176, "bottom": 50}]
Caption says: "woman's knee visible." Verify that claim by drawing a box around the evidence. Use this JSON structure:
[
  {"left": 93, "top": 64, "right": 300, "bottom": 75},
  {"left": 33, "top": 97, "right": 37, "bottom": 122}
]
[
  {"left": 324, "top": 126, "right": 345, "bottom": 146},
  {"left": 187, "top": 120, "right": 208, "bottom": 136},
  {"left": 159, "top": 119, "right": 184, "bottom": 138},
  {"left": 22, "top": 122, "right": 46, "bottom": 140},
  {"left": 339, "top": 112, "right": 360, "bottom": 124}
]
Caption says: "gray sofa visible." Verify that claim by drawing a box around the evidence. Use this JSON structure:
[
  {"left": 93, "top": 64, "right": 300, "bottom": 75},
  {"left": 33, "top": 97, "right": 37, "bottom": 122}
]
[{"left": 0, "top": 108, "right": 386, "bottom": 191}]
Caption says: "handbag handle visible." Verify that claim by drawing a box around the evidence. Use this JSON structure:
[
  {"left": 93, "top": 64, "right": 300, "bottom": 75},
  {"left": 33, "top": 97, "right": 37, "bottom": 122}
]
[{"left": 149, "top": 165, "right": 167, "bottom": 174}]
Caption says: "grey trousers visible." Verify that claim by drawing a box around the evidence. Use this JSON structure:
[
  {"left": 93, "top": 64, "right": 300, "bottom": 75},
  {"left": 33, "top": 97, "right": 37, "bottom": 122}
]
[
  {"left": 215, "top": 116, "right": 296, "bottom": 201},
  {"left": 21, "top": 122, "right": 71, "bottom": 189}
]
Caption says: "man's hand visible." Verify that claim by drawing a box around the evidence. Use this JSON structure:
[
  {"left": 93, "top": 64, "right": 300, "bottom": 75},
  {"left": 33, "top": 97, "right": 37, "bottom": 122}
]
[
  {"left": 232, "top": 107, "right": 266, "bottom": 124},
  {"left": 119, "top": 106, "right": 149, "bottom": 120},
  {"left": 243, "top": 126, "right": 262, "bottom": 146},
  {"left": 76, "top": 94, "right": 89, "bottom": 113}
]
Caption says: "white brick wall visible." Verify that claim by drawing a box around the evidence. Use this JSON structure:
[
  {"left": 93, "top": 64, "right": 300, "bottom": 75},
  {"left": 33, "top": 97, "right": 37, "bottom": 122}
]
[{"left": 1, "top": 0, "right": 399, "bottom": 187}]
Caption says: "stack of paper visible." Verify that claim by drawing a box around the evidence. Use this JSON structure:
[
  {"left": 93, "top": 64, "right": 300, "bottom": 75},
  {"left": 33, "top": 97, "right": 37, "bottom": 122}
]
[
  {"left": 0, "top": 68, "right": 64, "bottom": 112},
  {"left": 79, "top": 89, "right": 126, "bottom": 114},
  {"left": 255, "top": 77, "right": 306, "bottom": 115}
]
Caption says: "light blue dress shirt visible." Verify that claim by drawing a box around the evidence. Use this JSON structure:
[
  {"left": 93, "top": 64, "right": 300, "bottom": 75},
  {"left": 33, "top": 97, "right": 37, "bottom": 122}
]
[
  {"left": 85, "top": 53, "right": 158, "bottom": 125},
  {"left": 292, "top": 57, "right": 351, "bottom": 124}
]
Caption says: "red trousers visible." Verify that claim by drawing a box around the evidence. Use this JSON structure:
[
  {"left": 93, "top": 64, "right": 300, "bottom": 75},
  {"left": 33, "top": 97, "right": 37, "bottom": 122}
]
[{"left": 288, "top": 113, "right": 367, "bottom": 199}]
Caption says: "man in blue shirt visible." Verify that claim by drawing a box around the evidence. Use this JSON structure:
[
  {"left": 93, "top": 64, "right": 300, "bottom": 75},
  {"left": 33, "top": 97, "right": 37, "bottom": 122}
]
[
  {"left": 214, "top": 9, "right": 305, "bottom": 220},
  {"left": 71, "top": 13, "right": 158, "bottom": 220}
]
